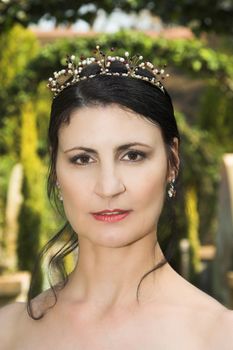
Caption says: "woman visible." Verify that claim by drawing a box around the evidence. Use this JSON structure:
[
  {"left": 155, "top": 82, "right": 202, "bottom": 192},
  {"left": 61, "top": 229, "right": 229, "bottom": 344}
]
[{"left": 0, "top": 46, "right": 232, "bottom": 349}]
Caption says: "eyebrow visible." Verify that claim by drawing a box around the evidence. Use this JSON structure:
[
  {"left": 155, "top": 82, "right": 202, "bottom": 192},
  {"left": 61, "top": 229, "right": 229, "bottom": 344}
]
[{"left": 64, "top": 142, "right": 153, "bottom": 154}]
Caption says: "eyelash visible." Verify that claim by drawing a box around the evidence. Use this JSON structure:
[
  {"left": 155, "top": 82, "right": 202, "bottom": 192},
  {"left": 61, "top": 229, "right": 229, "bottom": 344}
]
[{"left": 69, "top": 150, "right": 147, "bottom": 166}]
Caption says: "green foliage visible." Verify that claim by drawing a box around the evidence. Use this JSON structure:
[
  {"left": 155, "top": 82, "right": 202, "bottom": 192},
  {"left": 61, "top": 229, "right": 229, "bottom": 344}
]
[
  {"left": 147, "top": 0, "right": 233, "bottom": 36},
  {"left": 0, "top": 24, "right": 39, "bottom": 90},
  {"left": 34, "top": 82, "right": 51, "bottom": 158},
  {"left": 115, "top": 31, "right": 233, "bottom": 82},
  {"left": 0, "top": 155, "right": 17, "bottom": 258},
  {"left": 1, "top": 0, "right": 232, "bottom": 36},
  {"left": 198, "top": 83, "right": 233, "bottom": 151},
  {"left": 0, "top": 27, "right": 38, "bottom": 243},
  {"left": 17, "top": 101, "right": 45, "bottom": 294},
  {"left": 176, "top": 111, "right": 223, "bottom": 244},
  {"left": 0, "top": 26, "right": 63, "bottom": 280},
  {"left": 0, "top": 25, "right": 40, "bottom": 274},
  {"left": 185, "top": 186, "right": 202, "bottom": 276},
  {"left": 0, "top": 24, "right": 39, "bottom": 146}
]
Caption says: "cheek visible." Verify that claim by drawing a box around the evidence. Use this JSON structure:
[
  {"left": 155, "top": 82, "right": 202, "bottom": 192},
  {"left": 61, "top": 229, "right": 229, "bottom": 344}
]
[
  {"left": 132, "top": 155, "right": 168, "bottom": 230},
  {"left": 135, "top": 164, "right": 167, "bottom": 210}
]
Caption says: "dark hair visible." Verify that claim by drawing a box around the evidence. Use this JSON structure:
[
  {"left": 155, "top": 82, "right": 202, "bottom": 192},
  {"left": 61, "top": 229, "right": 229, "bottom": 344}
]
[{"left": 27, "top": 59, "right": 180, "bottom": 320}]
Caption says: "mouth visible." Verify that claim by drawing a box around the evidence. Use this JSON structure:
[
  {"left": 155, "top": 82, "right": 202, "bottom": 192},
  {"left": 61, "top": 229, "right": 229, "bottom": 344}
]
[
  {"left": 91, "top": 210, "right": 132, "bottom": 223},
  {"left": 92, "top": 209, "right": 131, "bottom": 215}
]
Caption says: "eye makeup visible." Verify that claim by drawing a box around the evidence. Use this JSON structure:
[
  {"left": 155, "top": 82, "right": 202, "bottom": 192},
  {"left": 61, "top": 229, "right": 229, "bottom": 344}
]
[{"left": 69, "top": 149, "right": 148, "bottom": 166}]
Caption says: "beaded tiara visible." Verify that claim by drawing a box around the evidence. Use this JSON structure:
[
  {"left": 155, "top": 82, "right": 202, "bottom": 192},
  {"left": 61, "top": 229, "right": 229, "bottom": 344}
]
[{"left": 47, "top": 45, "right": 169, "bottom": 98}]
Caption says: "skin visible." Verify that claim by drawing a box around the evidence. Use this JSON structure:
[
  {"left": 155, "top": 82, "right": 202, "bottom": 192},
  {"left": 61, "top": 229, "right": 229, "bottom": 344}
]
[{"left": 0, "top": 103, "right": 232, "bottom": 349}]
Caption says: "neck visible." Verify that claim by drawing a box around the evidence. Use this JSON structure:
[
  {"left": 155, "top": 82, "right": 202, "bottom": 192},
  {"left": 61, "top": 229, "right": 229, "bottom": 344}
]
[{"left": 60, "top": 230, "right": 168, "bottom": 314}]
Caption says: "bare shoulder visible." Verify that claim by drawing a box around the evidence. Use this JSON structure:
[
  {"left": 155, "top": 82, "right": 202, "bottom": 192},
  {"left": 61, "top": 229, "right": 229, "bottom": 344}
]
[
  {"left": 0, "top": 302, "right": 27, "bottom": 349},
  {"left": 220, "top": 309, "right": 233, "bottom": 336},
  {"left": 179, "top": 279, "right": 233, "bottom": 348},
  {"left": 209, "top": 308, "right": 233, "bottom": 349},
  {"left": 0, "top": 289, "right": 58, "bottom": 349},
  {"left": 0, "top": 301, "right": 26, "bottom": 326},
  {"left": 160, "top": 267, "right": 232, "bottom": 345}
]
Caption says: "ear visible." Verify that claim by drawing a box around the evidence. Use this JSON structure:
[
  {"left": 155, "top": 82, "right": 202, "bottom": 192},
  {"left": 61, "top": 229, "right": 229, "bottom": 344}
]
[{"left": 167, "top": 137, "right": 180, "bottom": 182}]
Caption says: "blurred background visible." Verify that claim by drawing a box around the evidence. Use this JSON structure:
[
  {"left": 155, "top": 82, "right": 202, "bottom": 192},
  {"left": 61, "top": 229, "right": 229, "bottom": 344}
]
[{"left": 0, "top": 0, "right": 233, "bottom": 309}]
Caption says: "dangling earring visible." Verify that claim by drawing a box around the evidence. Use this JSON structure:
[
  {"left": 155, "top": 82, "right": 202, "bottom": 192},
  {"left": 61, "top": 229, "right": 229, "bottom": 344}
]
[
  {"left": 56, "top": 181, "right": 63, "bottom": 201},
  {"left": 168, "top": 178, "right": 176, "bottom": 198}
]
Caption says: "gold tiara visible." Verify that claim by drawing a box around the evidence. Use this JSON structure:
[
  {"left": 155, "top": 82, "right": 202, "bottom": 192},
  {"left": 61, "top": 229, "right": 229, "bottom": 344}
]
[{"left": 47, "top": 45, "right": 169, "bottom": 98}]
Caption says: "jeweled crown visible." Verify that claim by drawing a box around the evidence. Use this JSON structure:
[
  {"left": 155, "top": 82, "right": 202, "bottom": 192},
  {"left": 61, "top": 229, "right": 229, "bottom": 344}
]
[{"left": 47, "top": 45, "right": 169, "bottom": 98}]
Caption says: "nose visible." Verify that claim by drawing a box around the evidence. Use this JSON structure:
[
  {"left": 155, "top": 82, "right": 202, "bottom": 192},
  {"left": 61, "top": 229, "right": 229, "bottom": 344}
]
[{"left": 94, "top": 164, "right": 126, "bottom": 198}]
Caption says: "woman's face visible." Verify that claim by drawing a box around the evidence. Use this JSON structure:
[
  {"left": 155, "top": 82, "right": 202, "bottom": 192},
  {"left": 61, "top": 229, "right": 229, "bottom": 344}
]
[{"left": 56, "top": 104, "right": 177, "bottom": 248}]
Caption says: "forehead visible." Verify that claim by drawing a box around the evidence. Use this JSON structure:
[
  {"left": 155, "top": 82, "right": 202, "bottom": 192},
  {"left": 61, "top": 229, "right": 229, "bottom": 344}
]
[{"left": 58, "top": 104, "right": 163, "bottom": 147}]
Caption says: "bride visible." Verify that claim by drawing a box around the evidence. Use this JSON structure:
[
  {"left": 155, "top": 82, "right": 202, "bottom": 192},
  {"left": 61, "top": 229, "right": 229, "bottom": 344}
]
[{"left": 0, "top": 46, "right": 232, "bottom": 349}]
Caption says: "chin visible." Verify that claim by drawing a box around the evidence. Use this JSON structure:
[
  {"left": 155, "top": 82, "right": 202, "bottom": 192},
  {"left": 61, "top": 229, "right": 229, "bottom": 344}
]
[{"left": 89, "top": 224, "right": 146, "bottom": 248}]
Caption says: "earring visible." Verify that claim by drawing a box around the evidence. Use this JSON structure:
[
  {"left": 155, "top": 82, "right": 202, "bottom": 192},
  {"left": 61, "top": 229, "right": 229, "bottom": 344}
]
[
  {"left": 168, "top": 178, "right": 176, "bottom": 198},
  {"left": 56, "top": 181, "right": 63, "bottom": 201}
]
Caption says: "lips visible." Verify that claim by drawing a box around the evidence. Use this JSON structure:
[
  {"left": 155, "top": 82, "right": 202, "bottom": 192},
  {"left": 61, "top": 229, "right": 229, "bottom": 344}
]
[
  {"left": 92, "top": 209, "right": 130, "bottom": 215},
  {"left": 92, "top": 211, "right": 131, "bottom": 222}
]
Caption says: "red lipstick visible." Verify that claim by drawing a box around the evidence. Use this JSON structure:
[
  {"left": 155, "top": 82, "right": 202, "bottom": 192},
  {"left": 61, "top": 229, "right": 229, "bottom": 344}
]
[
  {"left": 91, "top": 209, "right": 132, "bottom": 223},
  {"left": 93, "top": 209, "right": 129, "bottom": 214}
]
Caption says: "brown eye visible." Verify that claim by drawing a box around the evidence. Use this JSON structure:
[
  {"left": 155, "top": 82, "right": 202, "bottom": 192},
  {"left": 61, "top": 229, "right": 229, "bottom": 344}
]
[
  {"left": 123, "top": 150, "right": 146, "bottom": 161},
  {"left": 70, "top": 154, "right": 93, "bottom": 165}
]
